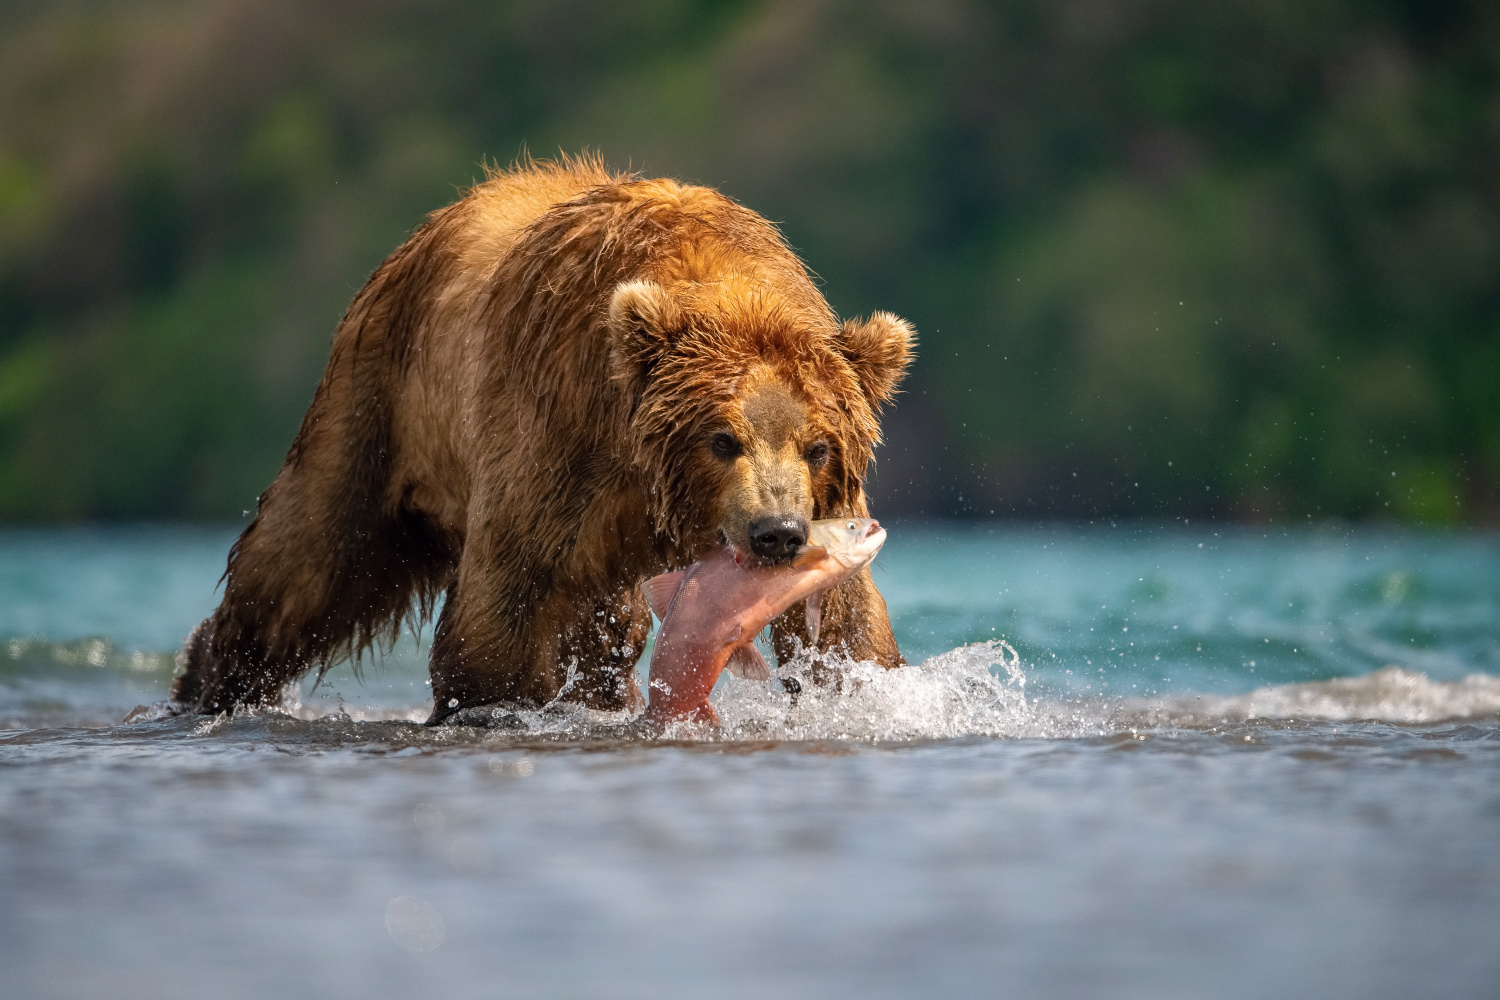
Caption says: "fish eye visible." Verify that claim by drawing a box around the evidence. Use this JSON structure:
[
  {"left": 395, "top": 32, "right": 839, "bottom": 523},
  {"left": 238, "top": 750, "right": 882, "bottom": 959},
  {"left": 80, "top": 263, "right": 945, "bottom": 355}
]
[
  {"left": 846, "top": 521, "right": 856, "bottom": 530},
  {"left": 709, "top": 433, "right": 742, "bottom": 459},
  {"left": 805, "top": 440, "right": 829, "bottom": 467}
]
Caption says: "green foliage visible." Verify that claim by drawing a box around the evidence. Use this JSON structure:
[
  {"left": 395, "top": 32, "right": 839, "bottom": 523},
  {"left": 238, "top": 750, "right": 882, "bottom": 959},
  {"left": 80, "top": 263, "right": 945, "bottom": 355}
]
[{"left": 0, "top": 0, "right": 1495, "bottom": 521}]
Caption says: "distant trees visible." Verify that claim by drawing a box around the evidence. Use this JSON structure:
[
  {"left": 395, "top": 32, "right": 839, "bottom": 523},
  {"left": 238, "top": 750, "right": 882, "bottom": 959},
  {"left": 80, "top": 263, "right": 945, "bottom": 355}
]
[{"left": 0, "top": 0, "right": 1495, "bottom": 521}]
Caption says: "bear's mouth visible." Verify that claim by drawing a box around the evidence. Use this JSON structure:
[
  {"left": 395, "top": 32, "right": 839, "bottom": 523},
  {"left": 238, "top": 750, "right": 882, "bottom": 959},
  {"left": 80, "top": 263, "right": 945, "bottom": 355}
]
[{"left": 715, "top": 526, "right": 803, "bottom": 566}]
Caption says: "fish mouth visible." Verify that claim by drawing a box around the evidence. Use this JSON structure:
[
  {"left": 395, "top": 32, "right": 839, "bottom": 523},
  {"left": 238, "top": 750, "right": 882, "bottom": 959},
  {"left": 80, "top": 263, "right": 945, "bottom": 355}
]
[
  {"left": 823, "top": 520, "right": 887, "bottom": 570},
  {"left": 854, "top": 524, "right": 887, "bottom": 562}
]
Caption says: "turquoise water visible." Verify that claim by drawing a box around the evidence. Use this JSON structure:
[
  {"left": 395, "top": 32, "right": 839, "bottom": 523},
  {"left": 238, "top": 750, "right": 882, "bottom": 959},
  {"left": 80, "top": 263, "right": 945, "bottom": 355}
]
[{"left": 3, "top": 524, "right": 1499, "bottom": 998}]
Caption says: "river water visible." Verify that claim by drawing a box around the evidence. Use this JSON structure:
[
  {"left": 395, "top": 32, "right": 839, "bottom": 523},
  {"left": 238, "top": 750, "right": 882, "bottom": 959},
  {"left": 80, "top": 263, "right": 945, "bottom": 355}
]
[{"left": 2, "top": 524, "right": 1498, "bottom": 998}]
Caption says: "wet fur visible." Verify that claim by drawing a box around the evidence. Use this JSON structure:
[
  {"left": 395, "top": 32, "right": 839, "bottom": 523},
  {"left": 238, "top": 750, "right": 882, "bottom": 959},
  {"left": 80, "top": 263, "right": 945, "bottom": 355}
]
[{"left": 171, "top": 155, "right": 914, "bottom": 722}]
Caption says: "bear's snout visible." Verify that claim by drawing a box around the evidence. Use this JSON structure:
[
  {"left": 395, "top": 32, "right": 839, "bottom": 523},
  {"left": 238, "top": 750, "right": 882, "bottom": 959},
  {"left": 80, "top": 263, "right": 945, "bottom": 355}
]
[{"left": 748, "top": 515, "right": 808, "bottom": 560}]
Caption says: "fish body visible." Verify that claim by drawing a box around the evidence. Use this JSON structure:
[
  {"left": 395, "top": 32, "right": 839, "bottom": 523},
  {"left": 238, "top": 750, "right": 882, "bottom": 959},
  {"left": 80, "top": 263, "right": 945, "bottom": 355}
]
[{"left": 641, "top": 518, "right": 887, "bottom": 727}]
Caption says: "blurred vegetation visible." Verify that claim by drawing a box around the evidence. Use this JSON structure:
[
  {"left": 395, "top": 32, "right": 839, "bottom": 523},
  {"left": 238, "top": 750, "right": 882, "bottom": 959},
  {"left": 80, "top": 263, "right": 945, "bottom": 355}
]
[{"left": 0, "top": 0, "right": 1496, "bottom": 523}]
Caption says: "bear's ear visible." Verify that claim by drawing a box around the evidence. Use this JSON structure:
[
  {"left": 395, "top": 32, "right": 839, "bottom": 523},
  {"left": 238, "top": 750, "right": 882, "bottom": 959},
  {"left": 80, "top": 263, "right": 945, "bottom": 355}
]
[
  {"left": 838, "top": 311, "right": 915, "bottom": 409},
  {"left": 608, "top": 280, "right": 681, "bottom": 384}
]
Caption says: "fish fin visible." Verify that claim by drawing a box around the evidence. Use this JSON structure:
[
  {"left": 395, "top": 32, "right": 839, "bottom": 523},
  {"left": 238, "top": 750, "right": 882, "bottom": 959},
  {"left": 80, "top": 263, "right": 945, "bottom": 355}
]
[
  {"left": 726, "top": 643, "right": 771, "bottom": 681},
  {"left": 792, "top": 544, "right": 829, "bottom": 570},
  {"left": 805, "top": 594, "right": 823, "bottom": 646},
  {"left": 642, "top": 569, "right": 688, "bottom": 621}
]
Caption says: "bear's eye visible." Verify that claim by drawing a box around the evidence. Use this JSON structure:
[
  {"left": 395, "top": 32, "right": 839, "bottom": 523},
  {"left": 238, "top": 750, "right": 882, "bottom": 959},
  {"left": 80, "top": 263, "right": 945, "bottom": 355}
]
[
  {"left": 805, "top": 441, "right": 830, "bottom": 467},
  {"left": 710, "top": 433, "right": 742, "bottom": 459}
]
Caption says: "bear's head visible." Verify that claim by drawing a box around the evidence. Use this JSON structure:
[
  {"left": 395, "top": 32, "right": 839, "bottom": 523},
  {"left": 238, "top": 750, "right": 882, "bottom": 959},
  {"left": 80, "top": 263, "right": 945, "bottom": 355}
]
[{"left": 608, "top": 276, "right": 914, "bottom": 563}]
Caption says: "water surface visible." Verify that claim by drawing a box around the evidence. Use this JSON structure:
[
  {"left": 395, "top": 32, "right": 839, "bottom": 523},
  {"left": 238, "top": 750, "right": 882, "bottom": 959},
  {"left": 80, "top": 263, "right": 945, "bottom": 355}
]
[{"left": 3, "top": 524, "right": 1498, "bottom": 998}]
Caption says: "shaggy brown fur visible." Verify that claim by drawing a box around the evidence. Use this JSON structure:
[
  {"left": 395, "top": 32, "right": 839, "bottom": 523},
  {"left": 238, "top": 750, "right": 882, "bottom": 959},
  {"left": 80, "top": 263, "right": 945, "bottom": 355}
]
[{"left": 172, "top": 155, "right": 915, "bottom": 723}]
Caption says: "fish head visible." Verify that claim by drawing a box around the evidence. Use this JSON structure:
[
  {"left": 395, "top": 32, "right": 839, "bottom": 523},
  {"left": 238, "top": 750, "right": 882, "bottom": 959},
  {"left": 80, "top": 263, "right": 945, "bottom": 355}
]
[{"left": 807, "top": 517, "right": 886, "bottom": 570}]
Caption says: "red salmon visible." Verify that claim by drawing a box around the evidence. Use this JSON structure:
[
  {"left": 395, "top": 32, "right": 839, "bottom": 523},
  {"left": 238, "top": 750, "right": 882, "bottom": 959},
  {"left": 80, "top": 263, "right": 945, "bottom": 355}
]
[{"left": 640, "top": 518, "right": 887, "bottom": 728}]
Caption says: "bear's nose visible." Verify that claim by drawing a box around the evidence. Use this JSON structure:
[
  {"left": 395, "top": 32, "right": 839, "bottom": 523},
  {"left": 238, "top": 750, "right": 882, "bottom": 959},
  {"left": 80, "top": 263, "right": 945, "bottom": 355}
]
[{"left": 748, "top": 516, "right": 808, "bottom": 560}]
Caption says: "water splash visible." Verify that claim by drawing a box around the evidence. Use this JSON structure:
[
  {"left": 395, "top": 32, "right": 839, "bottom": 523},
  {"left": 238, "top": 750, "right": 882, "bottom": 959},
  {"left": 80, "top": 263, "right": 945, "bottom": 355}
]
[{"left": 716, "top": 639, "right": 1037, "bottom": 741}]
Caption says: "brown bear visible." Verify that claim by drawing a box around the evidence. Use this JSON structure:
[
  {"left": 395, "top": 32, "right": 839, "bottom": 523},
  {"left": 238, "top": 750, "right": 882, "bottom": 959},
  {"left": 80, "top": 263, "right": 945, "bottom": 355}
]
[{"left": 171, "top": 155, "right": 914, "bottom": 723}]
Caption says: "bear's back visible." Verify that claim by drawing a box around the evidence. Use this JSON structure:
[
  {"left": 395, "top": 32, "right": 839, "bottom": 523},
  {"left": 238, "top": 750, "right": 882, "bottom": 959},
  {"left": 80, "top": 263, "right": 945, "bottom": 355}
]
[{"left": 456, "top": 156, "right": 624, "bottom": 274}]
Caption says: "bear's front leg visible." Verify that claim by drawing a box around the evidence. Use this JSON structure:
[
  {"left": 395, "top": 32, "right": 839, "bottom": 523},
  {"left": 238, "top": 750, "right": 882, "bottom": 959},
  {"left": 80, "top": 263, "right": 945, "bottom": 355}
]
[
  {"left": 427, "top": 530, "right": 566, "bottom": 722},
  {"left": 427, "top": 566, "right": 652, "bottom": 722},
  {"left": 551, "top": 585, "right": 651, "bottom": 713}
]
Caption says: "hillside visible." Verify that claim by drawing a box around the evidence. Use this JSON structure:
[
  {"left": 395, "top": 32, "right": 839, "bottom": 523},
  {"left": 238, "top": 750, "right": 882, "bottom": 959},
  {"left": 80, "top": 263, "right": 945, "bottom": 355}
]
[{"left": 1, "top": 0, "right": 1496, "bottom": 521}]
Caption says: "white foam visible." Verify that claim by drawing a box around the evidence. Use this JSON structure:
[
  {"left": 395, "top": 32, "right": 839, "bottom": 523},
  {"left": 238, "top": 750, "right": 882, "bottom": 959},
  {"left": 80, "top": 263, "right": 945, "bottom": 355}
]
[{"left": 1124, "top": 666, "right": 1500, "bottom": 727}]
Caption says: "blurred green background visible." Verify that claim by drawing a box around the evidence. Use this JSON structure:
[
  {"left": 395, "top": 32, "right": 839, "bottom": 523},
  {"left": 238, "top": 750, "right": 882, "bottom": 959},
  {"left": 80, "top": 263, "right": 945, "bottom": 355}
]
[{"left": 1, "top": 0, "right": 1496, "bottom": 523}]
